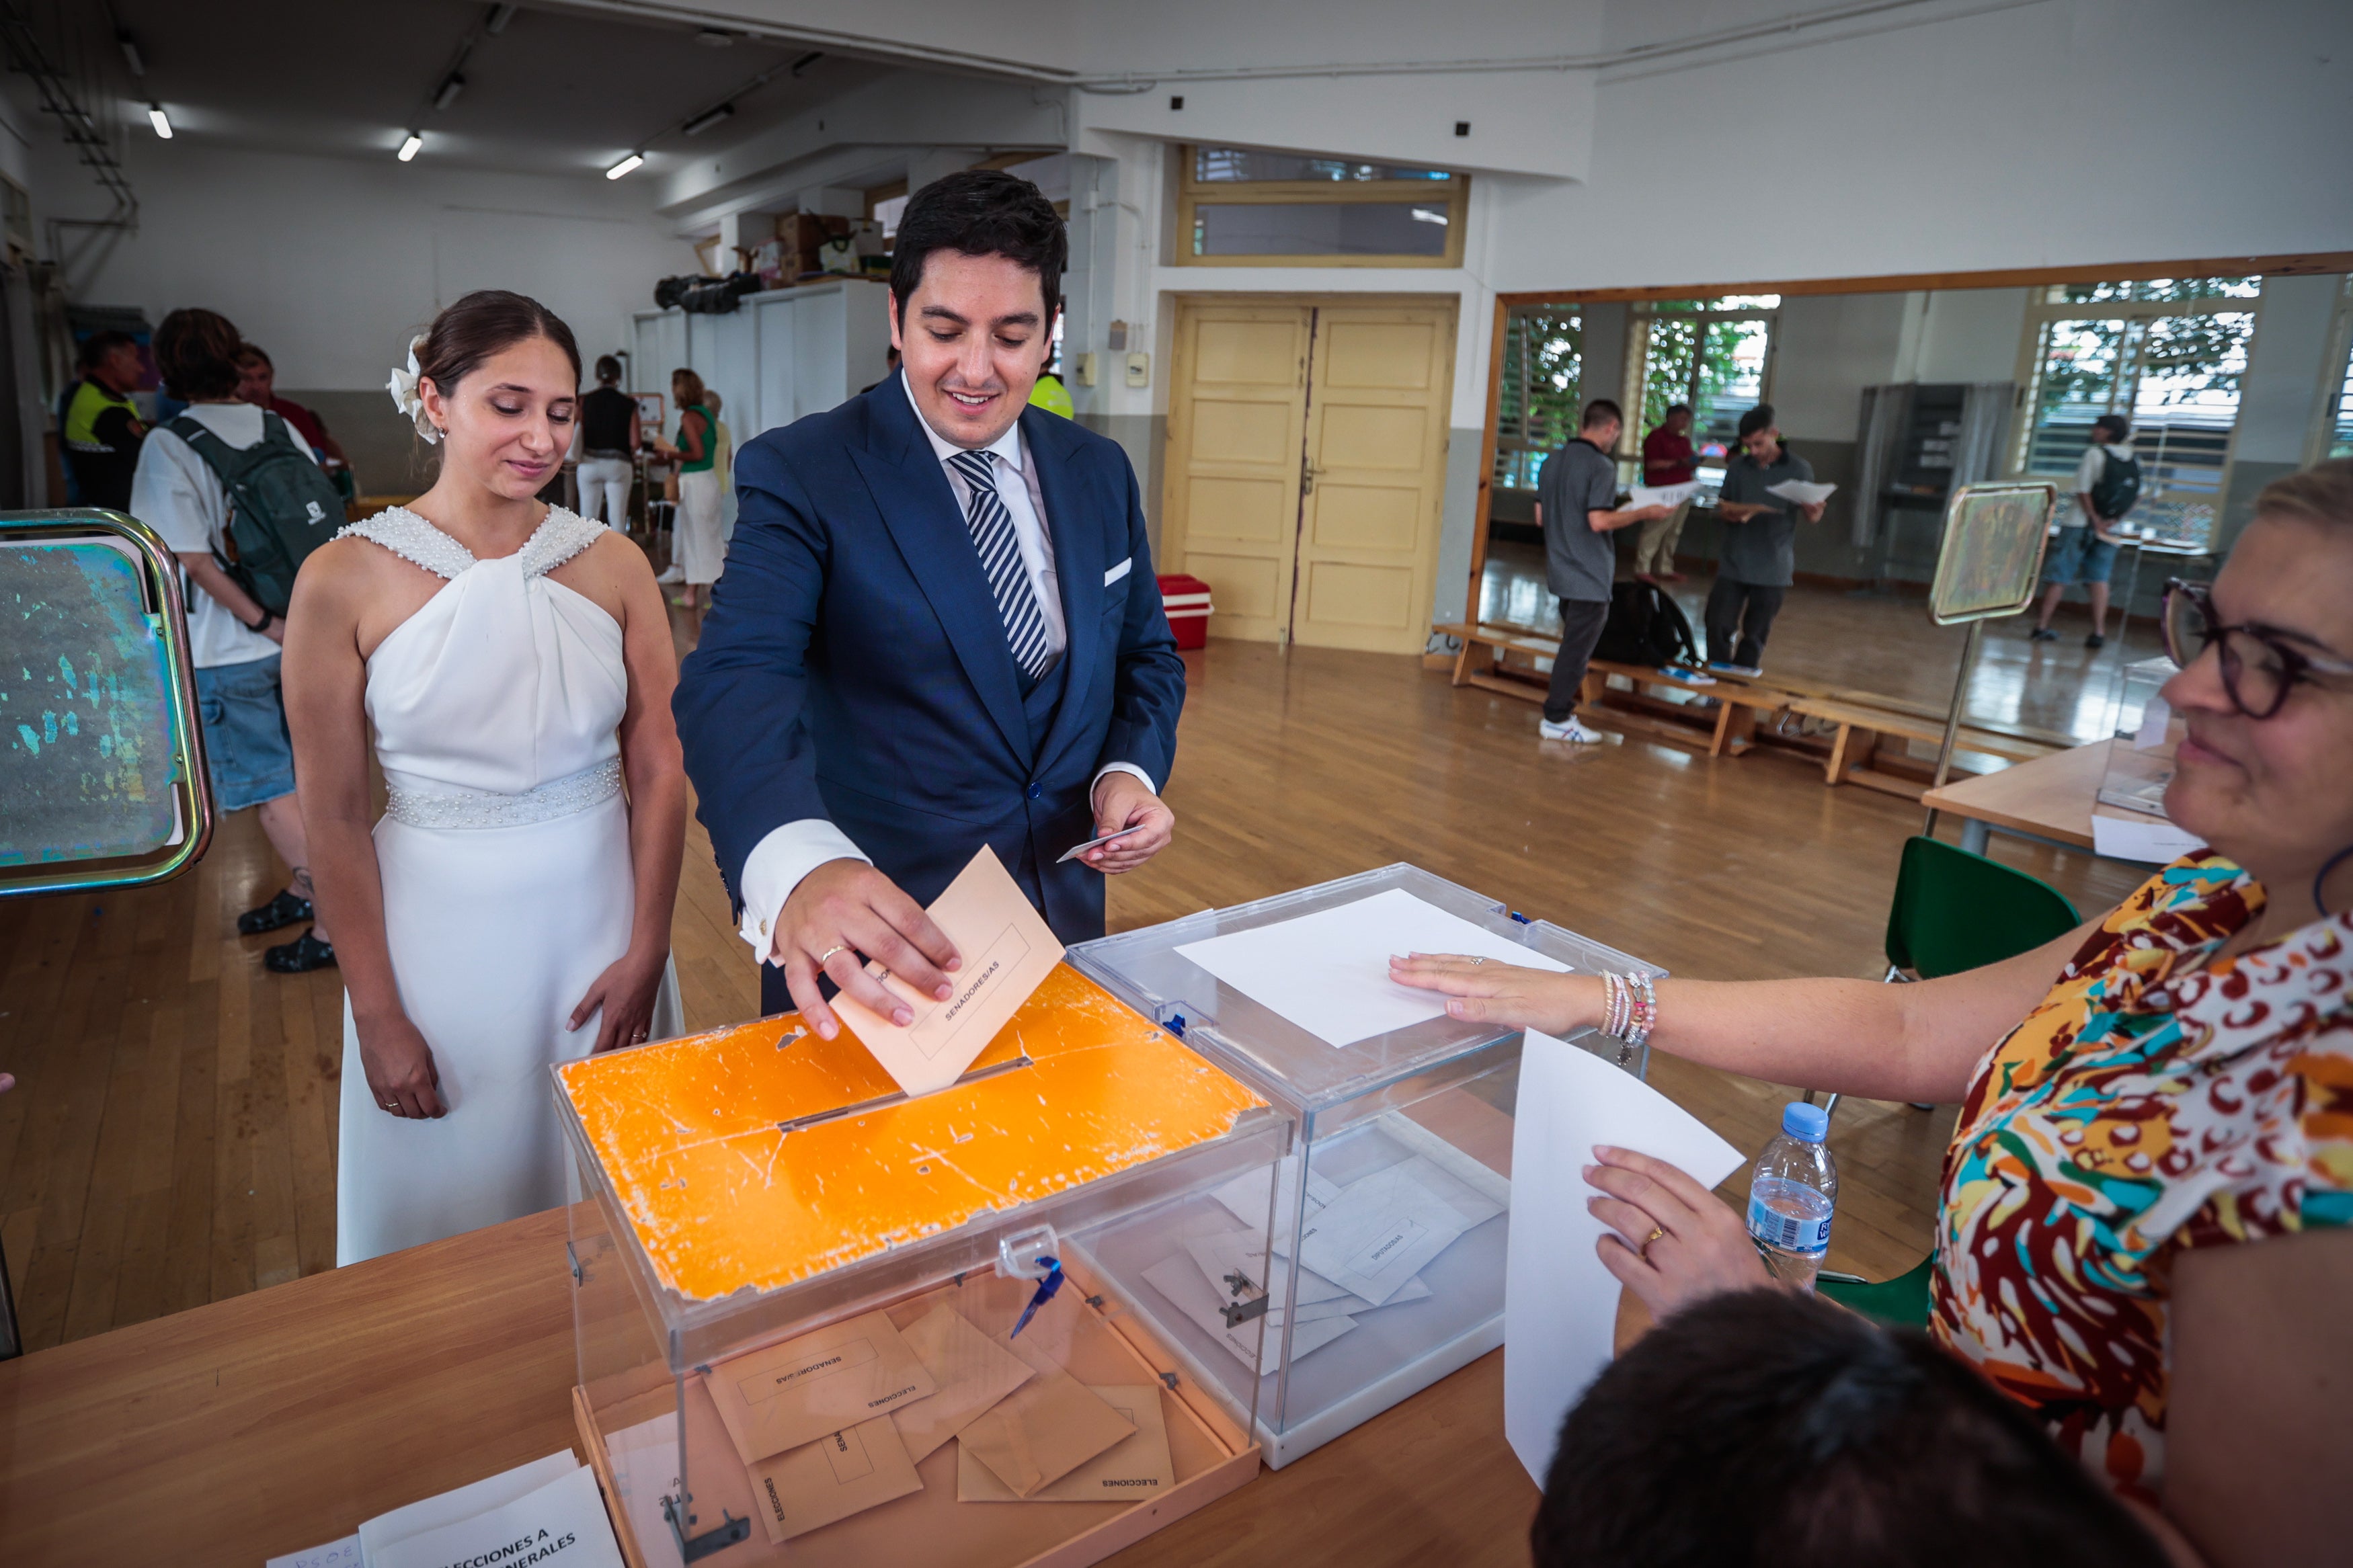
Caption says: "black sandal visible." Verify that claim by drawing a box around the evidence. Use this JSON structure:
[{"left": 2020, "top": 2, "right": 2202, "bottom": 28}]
[
  {"left": 238, "top": 889, "right": 314, "bottom": 936},
  {"left": 264, "top": 929, "right": 337, "bottom": 974}
]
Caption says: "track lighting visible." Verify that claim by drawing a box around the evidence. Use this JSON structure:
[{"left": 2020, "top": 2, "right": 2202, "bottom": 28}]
[
  {"left": 606, "top": 153, "right": 643, "bottom": 180},
  {"left": 399, "top": 131, "right": 424, "bottom": 162},
  {"left": 147, "top": 104, "right": 171, "bottom": 139},
  {"left": 682, "top": 104, "right": 733, "bottom": 137}
]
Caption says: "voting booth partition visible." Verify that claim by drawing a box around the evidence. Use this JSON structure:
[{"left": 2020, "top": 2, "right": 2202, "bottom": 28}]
[
  {"left": 1071, "top": 865, "right": 1664, "bottom": 1468},
  {"left": 559, "top": 966, "right": 1291, "bottom": 1567}
]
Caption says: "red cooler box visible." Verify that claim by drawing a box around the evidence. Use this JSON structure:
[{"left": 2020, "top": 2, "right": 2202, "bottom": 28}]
[{"left": 1159, "top": 572, "right": 1213, "bottom": 649}]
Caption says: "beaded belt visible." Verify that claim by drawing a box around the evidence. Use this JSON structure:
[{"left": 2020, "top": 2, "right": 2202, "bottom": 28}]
[{"left": 382, "top": 757, "right": 623, "bottom": 830}]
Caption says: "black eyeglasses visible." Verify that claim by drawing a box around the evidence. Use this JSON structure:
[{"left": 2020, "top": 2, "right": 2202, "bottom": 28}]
[{"left": 2160, "top": 579, "right": 2353, "bottom": 720}]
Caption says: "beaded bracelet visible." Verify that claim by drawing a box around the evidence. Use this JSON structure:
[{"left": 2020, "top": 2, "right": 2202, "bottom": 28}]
[{"left": 1597, "top": 971, "right": 1657, "bottom": 1051}]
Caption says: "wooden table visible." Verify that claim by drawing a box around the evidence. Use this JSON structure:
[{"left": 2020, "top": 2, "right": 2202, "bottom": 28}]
[
  {"left": 0, "top": 1206, "right": 1571, "bottom": 1568},
  {"left": 1921, "top": 739, "right": 2125, "bottom": 855}
]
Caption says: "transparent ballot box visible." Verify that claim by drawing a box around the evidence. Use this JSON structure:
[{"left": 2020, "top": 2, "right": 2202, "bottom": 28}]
[
  {"left": 2099, "top": 655, "right": 2182, "bottom": 819},
  {"left": 1068, "top": 864, "right": 1663, "bottom": 1467},
  {"left": 559, "top": 964, "right": 1288, "bottom": 1567}
]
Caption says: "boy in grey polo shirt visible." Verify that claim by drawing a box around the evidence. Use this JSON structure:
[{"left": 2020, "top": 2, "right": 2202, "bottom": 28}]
[
  {"left": 1706, "top": 404, "right": 1825, "bottom": 675},
  {"left": 1533, "top": 399, "right": 1673, "bottom": 743}
]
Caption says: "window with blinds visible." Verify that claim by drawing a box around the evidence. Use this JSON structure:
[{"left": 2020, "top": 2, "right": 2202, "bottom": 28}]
[
  {"left": 2325, "top": 276, "right": 2353, "bottom": 462},
  {"left": 1624, "top": 296, "right": 1779, "bottom": 483},
  {"left": 2011, "top": 277, "right": 2260, "bottom": 548},
  {"left": 1492, "top": 307, "right": 1583, "bottom": 491},
  {"left": 1172, "top": 145, "right": 1468, "bottom": 267}
]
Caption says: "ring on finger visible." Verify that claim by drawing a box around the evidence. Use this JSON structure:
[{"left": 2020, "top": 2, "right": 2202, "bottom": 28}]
[
  {"left": 815, "top": 943, "right": 848, "bottom": 966},
  {"left": 1640, "top": 1225, "right": 1665, "bottom": 1259}
]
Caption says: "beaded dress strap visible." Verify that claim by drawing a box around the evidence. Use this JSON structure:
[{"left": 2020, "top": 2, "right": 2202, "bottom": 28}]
[
  {"left": 514, "top": 507, "right": 605, "bottom": 579},
  {"left": 339, "top": 507, "right": 475, "bottom": 580}
]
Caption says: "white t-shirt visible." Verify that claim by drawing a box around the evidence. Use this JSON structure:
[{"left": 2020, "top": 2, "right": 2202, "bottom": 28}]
[
  {"left": 131, "top": 401, "right": 319, "bottom": 669},
  {"left": 2073, "top": 440, "right": 2133, "bottom": 520}
]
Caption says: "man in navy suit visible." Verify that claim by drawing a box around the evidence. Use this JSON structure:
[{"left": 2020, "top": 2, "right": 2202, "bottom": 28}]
[{"left": 674, "top": 171, "right": 1185, "bottom": 1037}]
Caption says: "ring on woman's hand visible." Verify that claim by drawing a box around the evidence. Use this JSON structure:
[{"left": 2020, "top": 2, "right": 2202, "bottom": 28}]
[
  {"left": 815, "top": 943, "right": 848, "bottom": 966},
  {"left": 1641, "top": 1226, "right": 1665, "bottom": 1258},
  {"left": 381, "top": 1099, "right": 399, "bottom": 1111},
  {"left": 1469, "top": 956, "right": 1486, "bottom": 964}
]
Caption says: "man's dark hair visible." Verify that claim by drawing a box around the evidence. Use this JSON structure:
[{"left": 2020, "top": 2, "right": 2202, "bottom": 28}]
[
  {"left": 79, "top": 329, "right": 136, "bottom": 371},
  {"left": 2093, "top": 413, "right": 2130, "bottom": 440},
  {"left": 235, "top": 341, "right": 272, "bottom": 370},
  {"left": 1531, "top": 1290, "right": 2162, "bottom": 1568},
  {"left": 1737, "top": 403, "right": 1777, "bottom": 440},
  {"left": 154, "top": 308, "right": 245, "bottom": 400},
  {"left": 1581, "top": 397, "right": 1624, "bottom": 430},
  {"left": 1665, "top": 402, "right": 1693, "bottom": 419},
  {"left": 889, "top": 169, "right": 1066, "bottom": 325}
]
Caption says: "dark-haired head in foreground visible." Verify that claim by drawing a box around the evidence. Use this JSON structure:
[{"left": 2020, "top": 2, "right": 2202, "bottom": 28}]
[{"left": 1533, "top": 1289, "right": 2163, "bottom": 1568}]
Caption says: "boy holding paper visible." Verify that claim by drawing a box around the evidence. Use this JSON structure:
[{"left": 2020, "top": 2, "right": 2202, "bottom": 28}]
[{"left": 1705, "top": 405, "right": 1823, "bottom": 676}]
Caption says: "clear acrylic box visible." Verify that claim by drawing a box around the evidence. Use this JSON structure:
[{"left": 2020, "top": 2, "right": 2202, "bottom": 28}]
[
  {"left": 2100, "top": 655, "right": 2182, "bottom": 818},
  {"left": 1068, "top": 863, "right": 1663, "bottom": 1467},
  {"left": 559, "top": 965, "right": 1289, "bottom": 1567}
]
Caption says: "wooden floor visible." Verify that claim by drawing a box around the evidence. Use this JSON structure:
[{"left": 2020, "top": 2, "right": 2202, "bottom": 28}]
[{"left": 0, "top": 618, "right": 2151, "bottom": 1354}]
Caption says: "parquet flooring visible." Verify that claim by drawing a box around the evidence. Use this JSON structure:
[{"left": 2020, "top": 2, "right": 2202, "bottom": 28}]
[{"left": 0, "top": 612, "right": 2149, "bottom": 1352}]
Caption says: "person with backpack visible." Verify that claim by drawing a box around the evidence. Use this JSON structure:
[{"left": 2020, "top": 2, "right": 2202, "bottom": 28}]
[
  {"left": 2030, "top": 413, "right": 2140, "bottom": 649},
  {"left": 1533, "top": 398, "right": 1673, "bottom": 743},
  {"left": 130, "top": 307, "right": 347, "bottom": 973}
]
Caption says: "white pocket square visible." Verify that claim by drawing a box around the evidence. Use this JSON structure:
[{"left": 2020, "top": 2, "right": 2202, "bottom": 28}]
[{"left": 1104, "top": 556, "right": 1132, "bottom": 586}]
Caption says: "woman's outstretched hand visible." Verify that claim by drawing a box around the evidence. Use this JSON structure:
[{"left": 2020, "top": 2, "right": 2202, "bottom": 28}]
[
  {"left": 1587, "top": 1145, "right": 1773, "bottom": 1319},
  {"left": 1386, "top": 952, "right": 1600, "bottom": 1037}
]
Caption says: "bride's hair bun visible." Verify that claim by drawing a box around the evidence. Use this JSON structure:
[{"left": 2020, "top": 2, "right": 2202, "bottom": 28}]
[{"left": 414, "top": 290, "right": 582, "bottom": 401}]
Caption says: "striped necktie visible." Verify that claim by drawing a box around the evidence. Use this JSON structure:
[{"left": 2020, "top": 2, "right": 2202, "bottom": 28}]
[{"left": 947, "top": 448, "right": 1053, "bottom": 681}]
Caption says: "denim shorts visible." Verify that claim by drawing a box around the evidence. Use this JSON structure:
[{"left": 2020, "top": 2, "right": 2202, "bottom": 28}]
[
  {"left": 2043, "top": 526, "right": 2120, "bottom": 586},
  {"left": 193, "top": 653, "right": 297, "bottom": 813}
]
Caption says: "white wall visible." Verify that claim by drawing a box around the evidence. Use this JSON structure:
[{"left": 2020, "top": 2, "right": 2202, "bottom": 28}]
[
  {"left": 36, "top": 136, "right": 694, "bottom": 392},
  {"left": 1909, "top": 288, "right": 2032, "bottom": 385},
  {"left": 1767, "top": 292, "right": 1909, "bottom": 442}
]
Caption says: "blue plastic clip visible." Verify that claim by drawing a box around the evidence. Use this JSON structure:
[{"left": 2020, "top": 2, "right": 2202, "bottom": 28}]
[
  {"left": 1010, "top": 1256, "right": 1064, "bottom": 1338},
  {"left": 1509, "top": 910, "right": 1532, "bottom": 925}
]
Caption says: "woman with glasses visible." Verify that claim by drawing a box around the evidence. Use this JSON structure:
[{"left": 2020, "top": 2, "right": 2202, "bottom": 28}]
[{"left": 1392, "top": 460, "right": 2353, "bottom": 1566}]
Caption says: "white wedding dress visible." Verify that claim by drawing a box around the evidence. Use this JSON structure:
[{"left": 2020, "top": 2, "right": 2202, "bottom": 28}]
[{"left": 335, "top": 505, "right": 682, "bottom": 1266}]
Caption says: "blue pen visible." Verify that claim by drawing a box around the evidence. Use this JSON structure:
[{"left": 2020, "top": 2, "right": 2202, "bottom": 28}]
[{"left": 1010, "top": 1257, "right": 1064, "bottom": 1338}]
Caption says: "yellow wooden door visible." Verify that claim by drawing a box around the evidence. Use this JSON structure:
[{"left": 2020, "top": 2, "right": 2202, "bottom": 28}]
[
  {"left": 1160, "top": 304, "right": 1310, "bottom": 643},
  {"left": 1291, "top": 303, "right": 1456, "bottom": 653}
]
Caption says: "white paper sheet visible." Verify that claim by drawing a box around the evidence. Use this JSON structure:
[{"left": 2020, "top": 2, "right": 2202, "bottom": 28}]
[
  {"left": 1763, "top": 479, "right": 1837, "bottom": 507},
  {"left": 1504, "top": 1032, "right": 1745, "bottom": 1486},
  {"left": 358, "top": 1451, "right": 581, "bottom": 1559},
  {"left": 369, "top": 1464, "right": 625, "bottom": 1568},
  {"left": 1630, "top": 481, "right": 1699, "bottom": 511},
  {"left": 2092, "top": 810, "right": 2204, "bottom": 865},
  {"left": 1182, "top": 1227, "right": 1430, "bottom": 1321},
  {"left": 265, "top": 1537, "right": 362, "bottom": 1568},
  {"left": 1142, "top": 1253, "right": 1357, "bottom": 1372},
  {"left": 1296, "top": 1153, "right": 1502, "bottom": 1305},
  {"left": 1209, "top": 1155, "right": 1343, "bottom": 1233},
  {"left": 1174, "top": 888, "right": 1570, "bottom": 1048}
]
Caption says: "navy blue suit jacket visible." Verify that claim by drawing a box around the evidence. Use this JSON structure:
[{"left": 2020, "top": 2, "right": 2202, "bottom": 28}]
[{"left": 673, "top": 372, "right": 1184, "bottom": 999}]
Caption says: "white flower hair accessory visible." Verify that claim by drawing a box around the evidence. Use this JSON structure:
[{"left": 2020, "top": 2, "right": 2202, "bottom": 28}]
[{"left": 386, "top": 333, "right": 439, "bottom": 444}]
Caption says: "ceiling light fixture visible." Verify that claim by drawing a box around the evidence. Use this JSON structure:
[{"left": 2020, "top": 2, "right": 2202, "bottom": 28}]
[
  {"left": 485, "top": 3, "right": 517, "bottom": 34},
  {"left": 118, "top": 33, "right": 145, "bottom": 78},
  {"left": 398, "top": 131, "right": 424, "bottom": 162},
  {"left": 147, "top": 104, "right": 171, "bottom": 140},
  {"left": 696, "top": 28, "right": 734, "bottom": 48},
  {"left": 606, "top": 152, "right": 643, "bottom": 180},
  {"left": 433, "top": 73, "right": 466, "bottom": 111},
  {"left": 682, "top": 103, "right": 733, "bottom": 137},
  {"left": 789, "top": 51, "right": 823, "bottom": 77}
]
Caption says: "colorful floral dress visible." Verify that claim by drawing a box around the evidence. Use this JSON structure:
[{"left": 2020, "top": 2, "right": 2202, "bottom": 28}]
[{"left": 1928, "top": 852, "right": 2352, "bottom": 1501}]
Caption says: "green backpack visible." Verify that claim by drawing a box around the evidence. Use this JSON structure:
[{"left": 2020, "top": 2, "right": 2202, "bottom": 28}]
[{"left": 170, "top": 412, "right": 346, "bottom": 615}]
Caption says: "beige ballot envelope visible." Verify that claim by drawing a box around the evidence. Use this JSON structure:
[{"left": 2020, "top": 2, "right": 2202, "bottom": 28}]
[
  {"left": 704, "top": 1311, "right": 939, "bottom": 1464},
  {"left": 891, "top": 1303, "right": 1037, "bottom": 1462},
  {"left": 956, "top": 1364, "right": 1137, "bottom": 1498},
  {"left": 832, "top": 845, "right": 1067, "bottom": 1097},
  {"left": 956, "top": 1385, "right": 1176, "bottom": 1503},
  {"left": 748, "top": 1415, "right": 923, "bottom": 1544}
]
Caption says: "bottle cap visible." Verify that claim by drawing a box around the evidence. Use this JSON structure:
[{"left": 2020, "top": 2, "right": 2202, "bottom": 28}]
[{"left": 1782, "top": 1102, "right": 1829, "bottom": 1142}]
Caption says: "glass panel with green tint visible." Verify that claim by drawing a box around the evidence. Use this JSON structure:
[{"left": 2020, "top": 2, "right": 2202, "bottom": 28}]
[
  {"left": 1191, "top": 201, "right": 1450, "bottom": 257},
  {"left": 1193, "top": 147, "right": 1454, "bottom": 183}
]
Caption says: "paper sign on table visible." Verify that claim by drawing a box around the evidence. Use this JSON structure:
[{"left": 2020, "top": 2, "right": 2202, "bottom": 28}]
[
  {"left": 705, "top": 1310, "right": 939, "bottom": 1464},
  {"left": 1295, "top": 1154, "right": 1501, "bottom": 1305},
  {"left": 1763, "top": 479, "right": 1837, "bottom": 507},
  {"left": 1630, "top": 481, "right": 1699, "bottom": 511},
  {"left": 891, "top": 1303, "right": 1038, "bottom": 1462},
  {"left": 2092, "top": 809, "right": 2205, "bottom": 865},
  {"left": 832, "top": 844, "right": 1066, "bottom": 1096},
  {"left": 1143, "top": 1253, "right": 1357, "bottom": 1373},
  {"left": 368, "top": 1464, "right": 623, "bottom": 1568},
  {"left": 266, "top": 1538, "right": 361, "bottom": 1568},
  {"left": 746, "top": 1415, "right": 924, "bottom": 1542},
  {"left": 957, "top": 1385, "right": 1178, "bottom": 1502},
  {"left": 1505, "top": 1031, "right": 1745, "bottom": 1485},
  {"left": 1174, "top": 888, "right": 1570, "bottom": 1048},
  {"left": 357, "top": 1452, "right": 580, "bottom": 1561},
  {"left": 957, "top": 1364, "right": 1138, "bottom": 1497}
]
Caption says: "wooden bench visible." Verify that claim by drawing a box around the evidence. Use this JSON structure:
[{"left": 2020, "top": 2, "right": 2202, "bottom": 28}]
[
  {"left": 1435, "top": 622, "right": 1791, "bottom": 756},
  {"left": 1784, "top": 695, "right": 2065, "bottom": 797}
]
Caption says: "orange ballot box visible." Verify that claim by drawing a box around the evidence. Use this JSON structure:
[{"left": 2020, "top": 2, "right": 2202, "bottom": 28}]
[{"left": 556, "top": 964, "right": 1287, "bottom": 1568}]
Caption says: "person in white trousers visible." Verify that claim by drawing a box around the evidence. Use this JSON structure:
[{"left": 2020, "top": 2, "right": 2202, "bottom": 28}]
[{"left": 575, "top": 354, "right": 640, "bottom": 531}]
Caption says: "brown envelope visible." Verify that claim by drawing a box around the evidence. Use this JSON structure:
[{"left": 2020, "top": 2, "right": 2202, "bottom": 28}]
[
  {"left": 956, "top": 1384, "right": 1177, "bottom": 1503},
  {"left": 703, "top": 1310, "right": 939, "bottom": 1464},
  {"left": 955, "top": 1365, "right": 1136, "bottom": 1499},
  {"left": 747, "top": 1415, "right": 924, "bottom": 1544},
  {"left": 891, "top": 1303, "right": 1037, "bottom": 1463}
]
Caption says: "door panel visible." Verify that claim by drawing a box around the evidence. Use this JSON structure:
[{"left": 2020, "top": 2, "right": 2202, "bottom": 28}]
[
  {"left": 1163, "top": 304, "right": 1309, "bottom": 643},
  {"left": 1293, "top": 305, "right": 1455, "bottom": 653}
]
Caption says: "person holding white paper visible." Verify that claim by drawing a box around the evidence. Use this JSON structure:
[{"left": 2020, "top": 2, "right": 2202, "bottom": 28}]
[
  {"left": 1704, "top": 405, "right": 1822, "bottom": 675},
  {"left": 1390, "top": 460, "right": 2353, "bottom": 1568}
]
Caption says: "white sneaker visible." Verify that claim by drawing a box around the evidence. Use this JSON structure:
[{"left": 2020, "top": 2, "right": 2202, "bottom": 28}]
[
  {"left": 1539, "top": 716, "right": 1605, "bottom": 743},
  {"left": 655, "top": 564, "right": 685, "bottom": 583}
]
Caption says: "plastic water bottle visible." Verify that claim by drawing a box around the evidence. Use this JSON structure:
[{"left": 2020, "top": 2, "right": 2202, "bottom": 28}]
[{"left": 1746, "top": 1101, "right": 1837, "bottom": 1293}]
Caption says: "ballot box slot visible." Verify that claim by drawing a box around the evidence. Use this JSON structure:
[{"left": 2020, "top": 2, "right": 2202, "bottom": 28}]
[{"left": 772, "top": 1053, "right": 1038, "bottom": 1135}]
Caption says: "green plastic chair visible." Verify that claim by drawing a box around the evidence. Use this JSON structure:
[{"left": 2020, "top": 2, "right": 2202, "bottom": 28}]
[{"left": 1810, "top": 838, "right": 2079, "bottom": 1327}]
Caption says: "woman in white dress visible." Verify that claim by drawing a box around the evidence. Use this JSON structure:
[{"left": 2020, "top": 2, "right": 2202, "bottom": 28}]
[{"left": 284, "top": 290, "right": 688, "bottom": 1266}]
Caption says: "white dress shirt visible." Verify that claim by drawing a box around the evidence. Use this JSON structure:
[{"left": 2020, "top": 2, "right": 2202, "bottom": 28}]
[{"left": 735, "top": 378, "right": 1153, "bottom": 958}]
